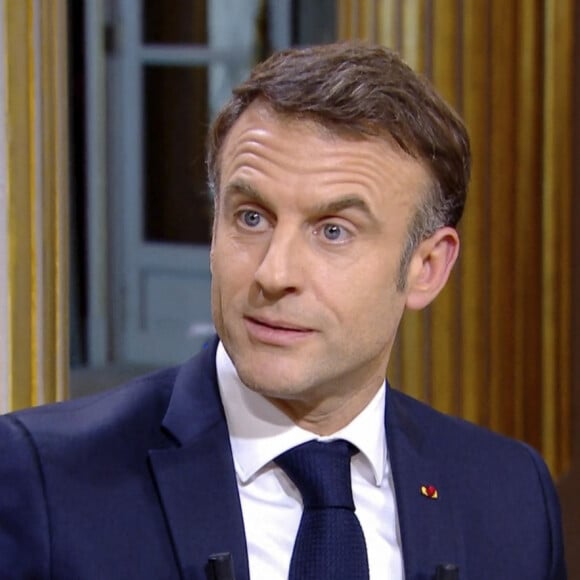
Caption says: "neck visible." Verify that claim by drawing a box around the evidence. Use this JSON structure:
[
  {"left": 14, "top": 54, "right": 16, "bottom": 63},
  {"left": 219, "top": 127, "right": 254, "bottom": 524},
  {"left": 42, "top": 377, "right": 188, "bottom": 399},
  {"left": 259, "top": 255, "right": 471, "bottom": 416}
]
[{"left": 268, "top": 378, "right": 383, "bottom": 435}]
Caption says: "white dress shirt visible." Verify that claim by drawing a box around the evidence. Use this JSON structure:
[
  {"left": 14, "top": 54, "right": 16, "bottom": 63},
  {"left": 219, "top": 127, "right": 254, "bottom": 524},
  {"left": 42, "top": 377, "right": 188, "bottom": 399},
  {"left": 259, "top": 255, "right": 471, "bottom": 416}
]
[{"left": 216, "top": 342, "right": 404, "bottom": 579}]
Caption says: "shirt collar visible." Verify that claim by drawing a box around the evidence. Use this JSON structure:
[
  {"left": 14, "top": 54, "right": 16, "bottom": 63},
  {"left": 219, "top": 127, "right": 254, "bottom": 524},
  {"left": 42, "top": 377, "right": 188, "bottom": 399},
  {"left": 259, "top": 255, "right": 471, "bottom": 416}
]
[{"left": 216, "top": 341, "right": 387, "bottom": 486}]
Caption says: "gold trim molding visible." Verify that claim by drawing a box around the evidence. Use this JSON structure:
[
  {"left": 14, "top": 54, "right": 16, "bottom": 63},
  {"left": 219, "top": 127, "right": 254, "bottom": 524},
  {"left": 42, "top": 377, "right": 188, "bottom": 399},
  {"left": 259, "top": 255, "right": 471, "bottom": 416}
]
[{"left": 0, "top": 0, "right": 69, "bottom": 412}]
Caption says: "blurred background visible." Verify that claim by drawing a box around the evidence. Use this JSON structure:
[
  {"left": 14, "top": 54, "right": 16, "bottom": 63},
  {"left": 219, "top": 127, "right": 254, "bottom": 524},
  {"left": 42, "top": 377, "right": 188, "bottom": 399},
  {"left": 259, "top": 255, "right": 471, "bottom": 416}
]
[{"left": 1, "top": 0, "right": 579, "bottom": 573}]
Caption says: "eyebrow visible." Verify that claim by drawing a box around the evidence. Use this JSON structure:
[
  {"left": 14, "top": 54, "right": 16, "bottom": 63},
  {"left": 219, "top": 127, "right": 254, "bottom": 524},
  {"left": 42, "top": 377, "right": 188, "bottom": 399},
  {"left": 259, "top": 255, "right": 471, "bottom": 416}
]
[
  {"left": 222, "top": 180, "right": 266, "bottom": 205},
  {"left": 222, "top": 179, "right": 379, "bottom": 224},
  {"left": 311, "top": 195, "right": 375, "bottom": 219}
]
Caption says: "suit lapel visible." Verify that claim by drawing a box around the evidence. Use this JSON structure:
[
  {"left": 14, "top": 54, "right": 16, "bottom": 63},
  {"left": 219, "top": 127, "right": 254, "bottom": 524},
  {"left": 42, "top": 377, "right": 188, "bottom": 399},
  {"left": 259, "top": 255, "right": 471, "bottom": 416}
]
[
  {"left": 386, "top": 387, "right": 465, "bottom": 579},
  {"left": 149, "top": 339, "right": 250, "bottom": 580}
]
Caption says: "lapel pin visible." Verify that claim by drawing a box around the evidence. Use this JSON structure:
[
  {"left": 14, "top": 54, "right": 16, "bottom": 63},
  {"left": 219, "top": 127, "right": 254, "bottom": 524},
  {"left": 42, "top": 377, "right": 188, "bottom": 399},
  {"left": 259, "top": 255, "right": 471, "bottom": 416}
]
[{"left": 421, "top": 484, "right": 439, "bottom": 499}]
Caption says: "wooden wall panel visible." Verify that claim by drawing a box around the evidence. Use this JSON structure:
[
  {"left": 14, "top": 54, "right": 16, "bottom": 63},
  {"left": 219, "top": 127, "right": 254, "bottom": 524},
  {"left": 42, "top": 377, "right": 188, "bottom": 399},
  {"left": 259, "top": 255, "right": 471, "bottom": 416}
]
[
  {"left": 393, "top": 1, "right": 427, "bottom": 404},
  {"left": 488, "top": 0, "right": 517, "bottom": 435},
  {"left": 3, "top": 1, "right": 34, "bottom": 410},
  {"left": 339, "top": 0, "right": 573, "bottom": 476},
  {"left": 515, "top": 1, "right": 543, "bottom": 448},
  {"left": 542, "top": 0, "right": 573, "bottom": 471},
  {"left": 460, "top": 0, "right": 489, "bottom": 427},
  {"left": 429, "top": 0, "right": 460, "bottom": 417},
  {"left": 0, "top": 0, "right": 69, "bottom": 412}
]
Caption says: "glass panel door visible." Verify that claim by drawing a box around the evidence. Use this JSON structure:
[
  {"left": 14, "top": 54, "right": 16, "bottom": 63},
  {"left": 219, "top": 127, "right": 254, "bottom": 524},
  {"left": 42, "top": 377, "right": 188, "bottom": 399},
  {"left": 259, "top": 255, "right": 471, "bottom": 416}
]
[{"left": 106, "top": 0, "right": 336, "bottom": 365}]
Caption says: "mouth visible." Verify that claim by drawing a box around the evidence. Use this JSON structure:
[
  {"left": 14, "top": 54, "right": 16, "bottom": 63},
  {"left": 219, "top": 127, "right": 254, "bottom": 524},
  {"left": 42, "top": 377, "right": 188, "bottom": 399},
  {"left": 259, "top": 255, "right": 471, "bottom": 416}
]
[
  {"left": 243, "top": 316, "right": 314, "bottom": 345},
  {"left": 247, "top": 316, "right": 310, "bottom": 332}
]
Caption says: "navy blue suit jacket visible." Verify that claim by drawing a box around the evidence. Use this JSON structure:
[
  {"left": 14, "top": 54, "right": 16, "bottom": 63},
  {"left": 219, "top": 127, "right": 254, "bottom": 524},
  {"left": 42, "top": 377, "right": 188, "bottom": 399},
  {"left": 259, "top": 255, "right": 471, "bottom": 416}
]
[{"left": 0, "top": 338, "right": 565, "bottom": 579}]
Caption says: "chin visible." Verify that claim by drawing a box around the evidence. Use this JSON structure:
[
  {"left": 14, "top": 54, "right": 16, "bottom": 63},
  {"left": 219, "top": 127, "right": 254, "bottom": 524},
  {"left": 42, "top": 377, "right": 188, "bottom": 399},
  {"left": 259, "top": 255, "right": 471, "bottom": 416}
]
[{"left": 236, "top": 364, "right": 307, "bottom": 400}]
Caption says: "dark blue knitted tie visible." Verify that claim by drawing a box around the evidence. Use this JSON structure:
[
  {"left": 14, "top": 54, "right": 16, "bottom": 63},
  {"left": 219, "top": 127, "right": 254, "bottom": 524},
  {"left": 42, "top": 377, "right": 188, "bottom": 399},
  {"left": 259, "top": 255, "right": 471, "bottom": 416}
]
[{"left": 276, "top": 440, "right": 370, "bottom": 580}]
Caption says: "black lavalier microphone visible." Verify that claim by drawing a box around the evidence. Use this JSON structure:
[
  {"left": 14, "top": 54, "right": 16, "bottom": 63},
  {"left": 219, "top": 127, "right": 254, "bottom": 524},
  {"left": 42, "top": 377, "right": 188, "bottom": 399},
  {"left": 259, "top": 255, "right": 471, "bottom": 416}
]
[
  {"left": 207, "top": 552, "right": 236, "bottom": 580},
  {"left": 435, "top": 562, "right": 459, "bottom": 579}
]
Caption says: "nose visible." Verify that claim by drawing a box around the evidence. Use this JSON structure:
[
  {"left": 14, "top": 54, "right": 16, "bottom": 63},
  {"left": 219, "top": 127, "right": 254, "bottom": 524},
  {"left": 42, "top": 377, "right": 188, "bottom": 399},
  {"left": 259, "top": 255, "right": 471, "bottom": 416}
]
[{"left": 254, "top": 226, "right": 303, "bottom": 297}]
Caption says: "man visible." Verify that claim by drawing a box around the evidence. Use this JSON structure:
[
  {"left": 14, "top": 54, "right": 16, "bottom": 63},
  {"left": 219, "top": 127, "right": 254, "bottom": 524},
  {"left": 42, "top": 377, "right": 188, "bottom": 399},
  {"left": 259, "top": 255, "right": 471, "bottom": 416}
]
[{"left": 0, "top": 43, "right": 565, "bottom": 579}]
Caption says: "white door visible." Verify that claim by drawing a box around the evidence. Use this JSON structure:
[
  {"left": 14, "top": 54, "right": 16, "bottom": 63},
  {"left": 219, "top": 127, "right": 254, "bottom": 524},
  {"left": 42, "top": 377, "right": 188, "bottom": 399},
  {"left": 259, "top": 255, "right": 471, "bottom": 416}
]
[
  {"left": 86, "top": 1, "right": 334, "bottom": 368},
  {"left": 106, "top": 0, "right": 283, "bottom": 366}
]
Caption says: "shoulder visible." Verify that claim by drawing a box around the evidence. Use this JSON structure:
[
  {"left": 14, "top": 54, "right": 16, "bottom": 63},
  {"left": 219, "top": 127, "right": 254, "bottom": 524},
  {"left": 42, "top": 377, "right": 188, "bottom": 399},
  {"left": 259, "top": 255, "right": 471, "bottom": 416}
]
[
  {"left": 0, "top": 365, "right": 184, "bottom": 533},
  {"left": 389, "top": 386, "right": 538, "bottom": 458},
  {"left": 0, "top": 359, "right": 208, "bottom": 577},
  {"left": 388, "top": 388, "right": 565, "bottom": 577},
  {"left": 1, "top": 365, "right": 180, "bottom": 443},
  {"left": 0, "top": 368, "right": 185, "bottom": 490},
  {"left": 387, "top": 386, "right": 559, "bottom": 505},
  {"left": 0, "top": 337, "right": 221, "bottom": 459},
  {"left": 388, "top": 387, "right": 563, "bottom": 531}
]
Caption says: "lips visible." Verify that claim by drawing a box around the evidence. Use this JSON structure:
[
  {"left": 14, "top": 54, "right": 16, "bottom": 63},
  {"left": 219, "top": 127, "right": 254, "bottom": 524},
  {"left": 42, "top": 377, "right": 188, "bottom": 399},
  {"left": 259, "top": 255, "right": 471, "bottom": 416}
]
[
  {"left": 246, "top": 316, "right": 311, "bottom": 332},
  {"left": 243, "top": 315, "right": 314, "bottom": 345}
]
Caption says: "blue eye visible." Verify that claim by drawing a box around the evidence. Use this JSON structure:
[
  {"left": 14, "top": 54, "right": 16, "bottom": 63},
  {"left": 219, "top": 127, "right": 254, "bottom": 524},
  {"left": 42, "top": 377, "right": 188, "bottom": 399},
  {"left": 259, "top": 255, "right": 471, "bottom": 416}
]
[
  {"left": 241, "top": 210, "right": 262, "bottom": 227},
  {"left": 322, "top": 223, "right": 344, "bottom": 241}
]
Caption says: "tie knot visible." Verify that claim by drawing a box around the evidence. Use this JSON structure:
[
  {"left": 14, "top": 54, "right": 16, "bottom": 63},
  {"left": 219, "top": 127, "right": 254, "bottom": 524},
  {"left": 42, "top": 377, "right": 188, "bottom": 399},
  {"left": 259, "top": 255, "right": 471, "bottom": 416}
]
[{"left": 276, "top": 440, "right": 356, "bottom": 510}]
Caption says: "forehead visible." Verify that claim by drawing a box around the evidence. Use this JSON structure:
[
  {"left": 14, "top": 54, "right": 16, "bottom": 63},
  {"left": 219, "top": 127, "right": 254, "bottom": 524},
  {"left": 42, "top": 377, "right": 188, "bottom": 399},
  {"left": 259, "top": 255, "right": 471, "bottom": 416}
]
[
  {"left": 221, "top": 102, "right": 379, "bottom": 161},
  {"left": 218, "top": 102, "right": 430, "bottom": 203}
]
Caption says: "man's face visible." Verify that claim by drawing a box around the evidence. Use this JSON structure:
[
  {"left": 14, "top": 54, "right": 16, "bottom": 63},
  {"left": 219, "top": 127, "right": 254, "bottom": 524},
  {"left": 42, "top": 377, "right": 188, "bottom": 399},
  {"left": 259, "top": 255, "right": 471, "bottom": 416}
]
[{"left": 210, "top": 103, "right": 431, "bottom": 428}]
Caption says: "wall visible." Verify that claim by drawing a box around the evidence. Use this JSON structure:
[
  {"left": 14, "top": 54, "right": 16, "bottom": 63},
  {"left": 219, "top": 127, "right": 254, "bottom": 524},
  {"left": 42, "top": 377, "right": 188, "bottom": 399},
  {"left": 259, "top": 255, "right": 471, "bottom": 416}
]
[{"left": 0, "top": 0, "right": 69, "bottom": 412}]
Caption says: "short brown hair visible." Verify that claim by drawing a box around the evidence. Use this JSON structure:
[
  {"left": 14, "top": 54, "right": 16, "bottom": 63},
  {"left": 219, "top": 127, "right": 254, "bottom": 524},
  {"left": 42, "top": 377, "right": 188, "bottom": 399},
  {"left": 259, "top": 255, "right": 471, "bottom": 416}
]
[{"left": 207, "top": 42, "right": 471, "bottom": 284}]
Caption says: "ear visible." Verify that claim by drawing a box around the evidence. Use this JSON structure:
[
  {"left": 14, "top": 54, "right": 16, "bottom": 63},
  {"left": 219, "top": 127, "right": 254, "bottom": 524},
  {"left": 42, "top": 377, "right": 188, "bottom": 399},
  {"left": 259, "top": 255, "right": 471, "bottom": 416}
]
[{"left": 404, "top": 227, "right": 460, "bottom": 310}]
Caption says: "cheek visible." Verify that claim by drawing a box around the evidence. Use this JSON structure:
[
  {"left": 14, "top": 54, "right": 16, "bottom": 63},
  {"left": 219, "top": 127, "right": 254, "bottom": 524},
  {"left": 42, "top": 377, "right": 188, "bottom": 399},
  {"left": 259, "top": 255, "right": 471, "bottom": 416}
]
[
  {"left": 321, "top": 260, "right": 402, "bottom": 322},
  {"left": 211, "top": 237, "right": 257, "bottom": 294},
  {"left": 341, "top": 255, "right": 400, "bottom": 296}
]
